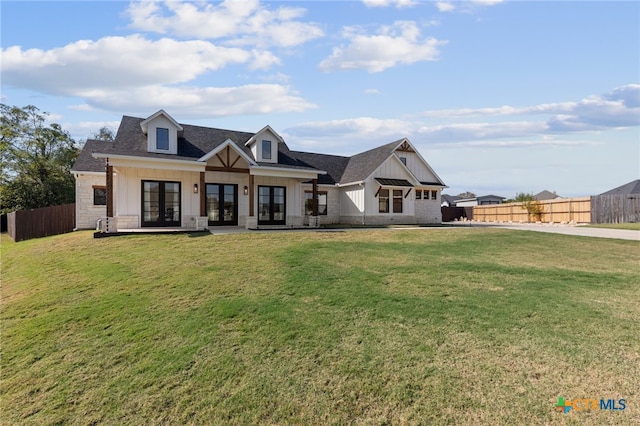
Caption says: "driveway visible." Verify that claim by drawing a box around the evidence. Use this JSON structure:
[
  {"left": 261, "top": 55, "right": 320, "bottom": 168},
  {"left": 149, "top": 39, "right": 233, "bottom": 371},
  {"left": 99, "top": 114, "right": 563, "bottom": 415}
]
[{"left": 463, "top": 222, "right": 640, "bottom": 241}]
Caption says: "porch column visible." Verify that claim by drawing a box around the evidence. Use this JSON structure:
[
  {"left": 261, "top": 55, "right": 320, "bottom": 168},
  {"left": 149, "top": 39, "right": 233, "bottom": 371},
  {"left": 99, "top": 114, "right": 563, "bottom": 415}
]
[
  {"left": 199, "top": 172, "right": 206, "bottom": 216},
  {"left": 249, "top": 174, "right": 255, "bottom": 217},
  {"left": 106, "top": 162, "right": 114, "bottom": 217},
  {"left": 312, "top": 178, "right": 319, "bottom": 216}
]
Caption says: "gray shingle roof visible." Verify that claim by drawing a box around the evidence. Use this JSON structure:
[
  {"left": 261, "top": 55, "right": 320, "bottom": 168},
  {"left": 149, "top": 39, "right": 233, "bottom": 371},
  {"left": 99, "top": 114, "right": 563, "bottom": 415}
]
[
  {"left": 290, "top": 151, "right": 351, "bottom": 184},
  {"left": 71, "top": 140, "right": 113, "bottom": 172},
  {"left": 599, "top": 179, "right": 640, "bottom": 195},
  {"left": 533, "top": 190, "right": 561, "bottom": 200},
  {"left": 72, "top": 115, "right": 444, "bottom": 187},
  {"left": 339, "top": 140, "right": 402, "bottom": 184}
]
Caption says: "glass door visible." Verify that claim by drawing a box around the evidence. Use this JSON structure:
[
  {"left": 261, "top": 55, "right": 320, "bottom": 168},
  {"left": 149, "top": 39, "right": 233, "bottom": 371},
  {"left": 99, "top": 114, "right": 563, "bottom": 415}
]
[
  {"left": 258, "top": 186, "right": 286, "bottom": 225},
  {"left": 142, "top": 181, "right": 181, "bottom": 227},
  {"left": 206, "top": 183, "right": 238, "bottom": 226}
]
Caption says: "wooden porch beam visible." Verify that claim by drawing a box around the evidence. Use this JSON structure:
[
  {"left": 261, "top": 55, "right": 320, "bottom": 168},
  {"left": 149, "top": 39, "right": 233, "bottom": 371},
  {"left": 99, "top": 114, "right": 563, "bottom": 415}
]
[
  {"left": 312, "top": 178, "right": 319, "bottom": 216},
  {"left": 106, "top": 163, "right": 114, "bottom": 217},
  {"left": 205, "top": 166, "right": 249, "bottom": 173}
]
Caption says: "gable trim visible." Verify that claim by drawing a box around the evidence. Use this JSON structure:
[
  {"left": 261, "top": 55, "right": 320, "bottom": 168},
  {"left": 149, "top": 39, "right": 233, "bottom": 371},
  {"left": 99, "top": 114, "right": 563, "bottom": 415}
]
[
  {"left": 244, "top": 125, "right": 285, "bottom": 146},
  {"left": 140, "top": 109, "right": 183, "bottom": 134},
  {"left": 198, "top": 139, "right": 257, "bottom": 166}
]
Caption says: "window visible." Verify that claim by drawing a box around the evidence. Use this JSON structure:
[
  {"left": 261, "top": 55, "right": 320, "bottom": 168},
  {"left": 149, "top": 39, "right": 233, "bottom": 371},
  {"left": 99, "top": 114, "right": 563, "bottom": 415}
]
[
  {"left": 431, "top": 190, "right": 437, "bottom": 200},
  {"left": 141, "top": 181, "right": 181, "bottom": 227},
  {"left": 304, "top": 191, "right": 327, "bottom": 215},
  {"left": 262, "top": 140, "right": 272, "bottom": 160},
  {"left": 393, "top": 189, "right": 403, "bottom": 213},
  {"left": 399, "top": 156, "right": 407, "bottom": 166},
  {"left": 258, "top": 186, "right": 285, "bottom": 225},
  {"left": 156, "top": 128, "right": 169, "bottom": 150},
  {"left": 379, "top": 189, "right": 389, "bottom": 213},
  {"left": 416, "top": 190, "right": 422, "bottom": 200},
  {"left": 93, "top": 186, "right": 106, "bottom": 205}
]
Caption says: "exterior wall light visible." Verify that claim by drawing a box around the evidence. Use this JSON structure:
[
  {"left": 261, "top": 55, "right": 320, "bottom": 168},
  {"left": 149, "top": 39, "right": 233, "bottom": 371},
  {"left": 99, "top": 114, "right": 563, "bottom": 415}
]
[
  {"left": 244, "top": 186, "right": 249, "bottom": 195},
  {"left": 193, "top": 183, "right": 198, "bottom": 194}
]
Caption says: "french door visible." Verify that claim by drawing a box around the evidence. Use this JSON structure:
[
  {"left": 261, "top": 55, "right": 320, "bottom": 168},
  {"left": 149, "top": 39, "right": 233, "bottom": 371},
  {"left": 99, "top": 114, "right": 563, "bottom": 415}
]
[
  {"left": 141, "top": 181, "right": 181, "bottom": 227},
  {"left": 258, "top": 186, "right": 286, "bottom": 225},
  {"left": 206, "top": 183, "right": 238, "bottom": 226}
]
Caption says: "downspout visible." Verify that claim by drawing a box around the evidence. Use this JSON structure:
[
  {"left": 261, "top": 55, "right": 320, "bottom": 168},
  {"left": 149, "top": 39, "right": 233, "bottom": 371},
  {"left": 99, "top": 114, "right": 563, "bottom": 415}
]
[{"left": 360, "top": 182, "right": 365, "bottom": 225}]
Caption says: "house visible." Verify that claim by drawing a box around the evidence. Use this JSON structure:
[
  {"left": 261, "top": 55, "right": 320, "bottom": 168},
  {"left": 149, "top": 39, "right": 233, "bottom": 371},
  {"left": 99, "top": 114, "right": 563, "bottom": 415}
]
[
  {"left": 454, "top": 195, "right": 505, "bottom": 207},
  {"left": 533, "top": 190, "right": 562, "bottom": 201},
  {"left": 71, "top": 110, "right": 446, "bottom": 231},
  {"left": 440, "top": 194, "right": 460, "bottom": 207},
  {"left": 598, "top": 179, "right": 640, "bottom": 196}
]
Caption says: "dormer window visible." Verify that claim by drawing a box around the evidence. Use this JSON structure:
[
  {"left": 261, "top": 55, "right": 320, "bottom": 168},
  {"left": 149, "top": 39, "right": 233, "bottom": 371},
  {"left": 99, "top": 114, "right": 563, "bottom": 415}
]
[
  {"left": 262, "top": 140, "right": 272, "bottom": 160},
  {"left": 156, "top": 128, "right": 169, "bottom": 150}
]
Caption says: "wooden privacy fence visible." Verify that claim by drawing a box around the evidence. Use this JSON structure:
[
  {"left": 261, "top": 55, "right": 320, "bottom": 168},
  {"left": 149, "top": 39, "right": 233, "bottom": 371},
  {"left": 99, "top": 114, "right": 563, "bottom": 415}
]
[
  {"left": 473, "top": 197, "right": 591, "bottom": 223},
  {"left": 7, "top": 204, "right": 75, "bottom": 242},
  {"left": 591, "top": 194, "right": 640, "bottom": 223}
]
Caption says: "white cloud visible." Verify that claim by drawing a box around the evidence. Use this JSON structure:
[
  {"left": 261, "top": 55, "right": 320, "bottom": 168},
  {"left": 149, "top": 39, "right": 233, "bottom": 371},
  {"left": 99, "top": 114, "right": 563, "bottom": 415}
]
[
  {"left": 0, "top": 35, "right": 316, "bottom": 117},
  {"left": 318, "top": 21, "right": 446, "bottom": 73},
  {"left": 284, "top": 85, "right": 639, "bottom": 150},
  {"left": 1, "top": 35, "right": 255, "bottom": 93},
  {"left": 126, "top": 0, "right": 324, "bottom": 48},
  {"left": 362, "top": 0, "right": 417, "bottom": 8},
  {"left": 82, "top": 84, "right": 316, "bottom": 118},
  {"left": 436, "top": 2, "right": 456, "bottom": 12},
  {"left": 364, "top": 89, "right": 381, "bottom": 95},
  {"left": 436, "top": 0, "right": 504, "bottom": 13}
]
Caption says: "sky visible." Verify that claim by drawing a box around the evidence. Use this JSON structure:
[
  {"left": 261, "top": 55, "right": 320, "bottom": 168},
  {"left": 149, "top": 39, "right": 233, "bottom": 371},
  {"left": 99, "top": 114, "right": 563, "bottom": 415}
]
[{"left": 1, "top": 0, "right": 639, "bottom": 197}]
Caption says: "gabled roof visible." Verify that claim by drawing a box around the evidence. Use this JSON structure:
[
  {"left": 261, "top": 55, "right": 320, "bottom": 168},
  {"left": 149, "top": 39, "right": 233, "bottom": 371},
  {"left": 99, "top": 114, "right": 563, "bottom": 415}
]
[
  {"left": 244, "top": 125, "right": 286, "bottom": 146},
  {"left": 71, "top": 140, "right": 113, "bottom": 173},
  {"left": 291, "top": 151, "right": 351, "bottom": 185},
  {"left": 533, "top": 190, "right": 561, "bottom": 200},
  {"left": 139, "top": 109, "right": 183, "bottom": 134},
  {"left": 339, "top": 139, "right": 402, "bottom": 184},
  {"left": 95, "top": 115, "right": 256, "bottom": 161},
  {"left": 599, "top": 179, "right": 640, "bottom": 195}
]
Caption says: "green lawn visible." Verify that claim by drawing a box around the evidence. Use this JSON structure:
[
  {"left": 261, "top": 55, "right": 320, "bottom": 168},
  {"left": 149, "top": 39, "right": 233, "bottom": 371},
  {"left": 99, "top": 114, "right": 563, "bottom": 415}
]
[{"left": 2, "top": 229, "right": 639, "bottom": 424}]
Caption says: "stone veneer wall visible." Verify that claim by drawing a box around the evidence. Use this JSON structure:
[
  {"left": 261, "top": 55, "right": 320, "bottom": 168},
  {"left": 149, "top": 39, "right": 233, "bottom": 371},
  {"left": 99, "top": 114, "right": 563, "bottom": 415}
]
[{"left": 75, "top": 174, "right": 106, "bottom": 229}]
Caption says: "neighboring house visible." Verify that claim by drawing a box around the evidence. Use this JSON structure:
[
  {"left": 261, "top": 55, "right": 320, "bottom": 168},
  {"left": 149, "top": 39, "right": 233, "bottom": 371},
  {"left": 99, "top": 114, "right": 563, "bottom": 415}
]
[
  {"left": 455, "top": 195, "right": 505, "bottom": 207},
  {"left": 598, "top": 179, "right": 640, "bottom": 196},
  {"left": 440, "top": 194, "right": 460, "bottom": 207},
  {"left": 71, "top": 110, "right": 446, "bottom": 231},
  {"left": 533, "top": 190, "right": 562, "bottom": 201}
]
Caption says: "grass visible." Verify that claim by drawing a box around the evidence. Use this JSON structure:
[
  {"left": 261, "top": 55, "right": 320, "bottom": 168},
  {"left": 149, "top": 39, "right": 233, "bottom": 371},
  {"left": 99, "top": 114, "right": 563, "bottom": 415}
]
[
  {"left": 2, "top": 228, "right": 639, "bottom": 424},
  {"left": 586, "top": 223, "right": 640, "bottom": 231}
]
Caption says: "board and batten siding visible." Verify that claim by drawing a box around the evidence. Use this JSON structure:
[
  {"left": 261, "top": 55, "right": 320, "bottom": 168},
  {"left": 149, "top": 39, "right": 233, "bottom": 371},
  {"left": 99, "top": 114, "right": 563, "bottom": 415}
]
[
  {"left": 115, "top": 167, "right": 201, "bottom": 228},
  {"left": 396, "top": 151, "right": 440, "bottom": 184}
]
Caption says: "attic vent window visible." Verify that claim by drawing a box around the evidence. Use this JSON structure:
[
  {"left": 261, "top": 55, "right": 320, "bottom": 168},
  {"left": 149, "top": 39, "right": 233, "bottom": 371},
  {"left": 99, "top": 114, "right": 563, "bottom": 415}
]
[
  {"left": 399, "top": 156, "right": 407, "bottom": 165},
  {"left": 157, "top": 128, "right": 169, "bottom": 150},
  {"left": 262, "top": 140, "right": 272, "bottom": 160}
]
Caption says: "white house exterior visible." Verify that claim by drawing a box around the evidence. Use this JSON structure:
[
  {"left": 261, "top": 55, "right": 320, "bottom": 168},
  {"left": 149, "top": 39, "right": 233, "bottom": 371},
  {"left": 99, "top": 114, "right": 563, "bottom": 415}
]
[{"left": 71, "top": 110, "right": 446, "bottom": 232}]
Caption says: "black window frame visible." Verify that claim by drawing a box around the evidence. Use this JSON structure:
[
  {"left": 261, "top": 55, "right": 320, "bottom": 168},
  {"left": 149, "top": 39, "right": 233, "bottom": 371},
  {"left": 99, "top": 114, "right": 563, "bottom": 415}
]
[
  {"left": 141, "top": 180, "right": 181, "bottom": 227},
  {"left": 93, "top": 186, "right": 107, "bottom": 206},
  {"left": 415, "top": 190, "right": 422, "bottom": 200},
  {"left": 431, "top": 190, "right": 437, "bottom": 200},
  {"left": 262, "top": 140, "right": 272, "bottom": 160},
  {"left": 258, "top": 185, "right": 286, "bottom": 225},
  {"left": 379, "top": 188, "right": 389, "bottom": 213},
  {"left": 393, "top": 189, "right": 403, "bottom": 213},
  {"left": 304, "top": 191, "right": 328, "bottom": 215},
  {"left": 156, "top": 127, "right": 169, "bottom": 150}
]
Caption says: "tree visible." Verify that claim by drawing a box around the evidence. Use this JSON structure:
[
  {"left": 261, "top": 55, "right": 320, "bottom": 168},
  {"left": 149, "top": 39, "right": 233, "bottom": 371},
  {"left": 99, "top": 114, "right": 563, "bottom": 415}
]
[
  {"left": 0, "top": 104, "right": 79, "bottom": 213},
  {"left": 91, "top": 126, "right": 115, "bottom": 142},
  {"left": 457, "top": 191, "right": 476, "bottom": 199},
  {"left": 504, "top": 192, "right": 542, "bottom": 221}
]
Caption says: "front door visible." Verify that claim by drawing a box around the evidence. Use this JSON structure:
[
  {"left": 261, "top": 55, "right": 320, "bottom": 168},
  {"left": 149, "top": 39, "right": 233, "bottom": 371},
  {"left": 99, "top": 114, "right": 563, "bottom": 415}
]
[
  {"left": 142, "top": 181, "right": 181, "bottom": 227},
  {"left": 206, "top": 183, "right": 238, "bottom": 226},
  {"left": 258, "top": 186, "right": 286, "bottom": 225}
]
